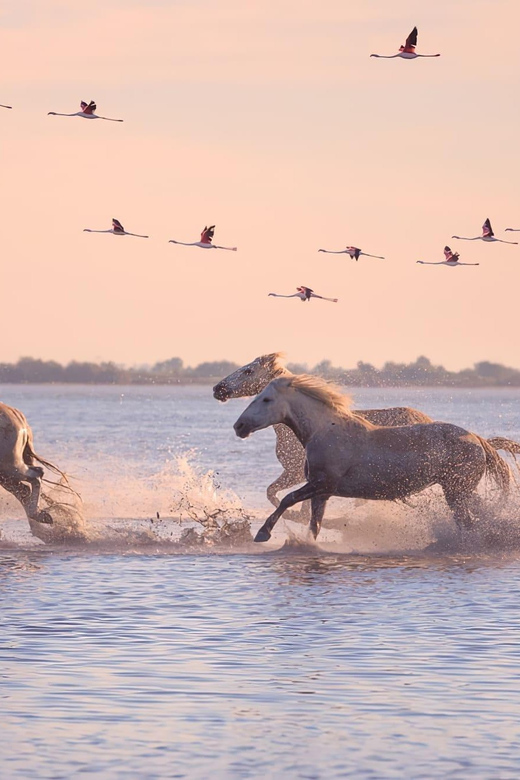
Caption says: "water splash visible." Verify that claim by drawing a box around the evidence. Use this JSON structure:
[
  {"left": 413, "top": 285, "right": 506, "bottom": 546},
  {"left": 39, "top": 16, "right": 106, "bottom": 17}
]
[{"left": 0, "top": 453, "right": 254, "bottom": 550}]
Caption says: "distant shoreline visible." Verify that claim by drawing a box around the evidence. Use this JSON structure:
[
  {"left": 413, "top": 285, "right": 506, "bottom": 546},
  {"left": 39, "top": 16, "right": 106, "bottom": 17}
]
[
  {"left": 2, "top": 356, "right": 520, "bottom": 388},
  {"left": 1, "top": 378, "right": 520, "bottom": 389}
]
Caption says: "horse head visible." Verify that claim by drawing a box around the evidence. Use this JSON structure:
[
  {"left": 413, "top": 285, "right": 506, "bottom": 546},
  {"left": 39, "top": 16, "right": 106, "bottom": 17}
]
[
  {"left": 213, "top": 352, "right": 287, "bottom": 402},
  {"left": 233, "top": 377, "right": 293, "bottom": 438}
]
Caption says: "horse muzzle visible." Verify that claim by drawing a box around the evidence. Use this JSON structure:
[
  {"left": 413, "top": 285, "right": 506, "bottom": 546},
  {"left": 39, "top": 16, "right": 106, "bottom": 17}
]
[
  {"left": 212, "top": 382, "right": 230, "bottom": 402},
  {"left": 233, "top": 419, "right": 252, "bottom": 438}
]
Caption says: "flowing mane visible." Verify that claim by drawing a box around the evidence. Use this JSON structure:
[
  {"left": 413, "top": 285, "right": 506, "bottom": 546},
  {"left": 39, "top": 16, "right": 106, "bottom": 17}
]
[
  {"left": 261, "top": 352, "right": 288, "bottom": 374},
  {"left": 286, "top": 374, "right": 352, "bottom": 414}
]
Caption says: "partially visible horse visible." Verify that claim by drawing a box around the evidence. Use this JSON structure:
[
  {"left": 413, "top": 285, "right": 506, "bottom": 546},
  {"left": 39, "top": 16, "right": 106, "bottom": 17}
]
[
  {"left": 233, "top": 375, "right": 512, "bottom": 542},
  {"left": 0, "top": 401, "right": 68, "bottom": 528},
  {"left": 214, "top": 353, "right": 520, "bottom": 515}
]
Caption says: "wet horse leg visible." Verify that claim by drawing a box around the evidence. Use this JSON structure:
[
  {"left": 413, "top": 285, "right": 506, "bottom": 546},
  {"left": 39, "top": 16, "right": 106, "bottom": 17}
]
[
  {"left": 309, "top": 495, "right": 330, "bottom": 539},
  {"left": 443, "top": 487, "right": 475, "bottom": 530},
  {"left": 255, "top": 481, "right": 329, "bottom": 542},
  {"left": 0, "top": 469, "right": 53, "bottom": 525}
]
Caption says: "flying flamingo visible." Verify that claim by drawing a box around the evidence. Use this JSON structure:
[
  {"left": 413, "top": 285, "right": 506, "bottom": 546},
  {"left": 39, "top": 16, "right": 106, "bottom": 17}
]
[
  {"left": 269, "top": 286, "right": 338, "bottom": 303},
  {"left": 417, "top": 246, "right": 479, "bottom": 267},
  {"left": 452, "top": 218, "right": 518, "bottom": 245},
  {"left": 370, "top": 27, "right": 440, "bottom": 59},
  {"left": 0, "top": 104, "right": 12, "bottom": 110},
  {"left": 83, "top": 218, "right": 148, "bottom": 238},
  {"left": 169, "top": 225, "right": 237, "bottom": 251},
  {"left": 48, "top": 101, "right": 123, "bottom": 122},
  {"left": 318, "top": 245, "right": 385, "bottom": 261}
]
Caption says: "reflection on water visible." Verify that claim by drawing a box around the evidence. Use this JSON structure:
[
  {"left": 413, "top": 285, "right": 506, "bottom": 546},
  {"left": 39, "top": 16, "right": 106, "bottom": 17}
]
[
  {"left": 2, "top": 548, "right": 520, "bottom": 778},
  {"left": 1, "top": 385, "right": 520, "bottom": 777}
]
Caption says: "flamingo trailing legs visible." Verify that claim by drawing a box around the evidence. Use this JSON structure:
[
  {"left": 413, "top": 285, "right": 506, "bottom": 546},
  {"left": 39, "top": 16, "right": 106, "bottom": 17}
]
[
  {"left": 371, "top": 27, "right": 440, "bottom": 59},
  {"left": 169, "top": 225, "right": 237, "bottom": 251},
  {"left": 318, "top": 246, "right": 385, "bottom": 260},
  {"left": 452, "top": 218, "right": 518, "bottom": 245},
  {"left": 417, "top": 246, "right": 479, "bottom": 267},
  {"left": 269, "top": 286, "right": 338, "bottom": 303},
  {"left": 83, "top": 218, "right": 149, "bottom": 238},
  {"left": 48, "top": 101, "right": 123, "bottom": 122}
]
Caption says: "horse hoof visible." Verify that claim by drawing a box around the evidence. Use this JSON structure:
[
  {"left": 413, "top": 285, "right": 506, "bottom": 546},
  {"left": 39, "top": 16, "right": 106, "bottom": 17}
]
[
  {"left": 37, "top": 512, "right": 53, "bottom": 525},
  {"left": 254, "top": 528, "right": 271, "bottom": 543}
]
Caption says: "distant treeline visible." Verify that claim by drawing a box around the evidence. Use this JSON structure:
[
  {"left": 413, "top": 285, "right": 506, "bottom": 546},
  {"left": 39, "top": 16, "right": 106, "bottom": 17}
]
[{"left": 1, "top": 355, "right": 520, "bottom": 387}]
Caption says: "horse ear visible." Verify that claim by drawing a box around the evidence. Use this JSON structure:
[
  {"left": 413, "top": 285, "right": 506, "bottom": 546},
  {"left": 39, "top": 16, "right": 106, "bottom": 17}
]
[{"left": 259, "top": 352, "right": 277, "bottom": 366}]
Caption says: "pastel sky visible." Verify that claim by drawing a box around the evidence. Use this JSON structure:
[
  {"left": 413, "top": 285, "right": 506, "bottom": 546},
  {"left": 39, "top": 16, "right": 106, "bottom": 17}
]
[{"left": 1, "top": 0, "right": 519, "bottom": 370}]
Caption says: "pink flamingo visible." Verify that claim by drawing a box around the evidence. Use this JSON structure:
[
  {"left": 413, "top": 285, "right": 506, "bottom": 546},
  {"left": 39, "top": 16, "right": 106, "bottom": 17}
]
[
  {"left": 318, "top": 245, "right": 385, "bottom": 261},
  {"left": 452, "top": 218, "right": 518, "bottom": 245},
  {"left": 417, "top": 246, "right": 479, "bottom": 267},
  {"left": 83, "top": 218, "right": 148, "bottom": 238},
  {"left": 169, "top": 225, "right": 237, "bottom": 251},
  {"left": 48, "top": 100, "right": 123, "bottom": 122},
  {"left": 371, "top": 27, "right": 440, "bottom": 59},
  {"left": 269, "top": 286, "right": 338, "bottom": 303}
]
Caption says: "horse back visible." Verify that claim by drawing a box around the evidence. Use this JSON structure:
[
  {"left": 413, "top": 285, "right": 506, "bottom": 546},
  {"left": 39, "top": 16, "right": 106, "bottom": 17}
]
[{"left": 359, "top": 407, "right": 433, "bottom": 426}]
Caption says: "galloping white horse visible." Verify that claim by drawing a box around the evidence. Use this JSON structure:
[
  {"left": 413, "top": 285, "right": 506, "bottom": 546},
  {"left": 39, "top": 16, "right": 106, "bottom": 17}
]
[
  {"left": 214, "top": 353, "right": 519, "bottom": 516},
  {"left": 233, "top": 376, "right": 512, "bottom": 542},
  {"left": 0, "top": 402, "right": 68, "bottom": 528}
]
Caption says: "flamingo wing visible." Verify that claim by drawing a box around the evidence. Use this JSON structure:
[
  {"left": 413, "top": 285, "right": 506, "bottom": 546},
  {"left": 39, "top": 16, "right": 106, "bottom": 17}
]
[
  {"left": 81, "top": 100, "right": 96, "bottom": 115},
  {"left": 201, "top": 225, "right": 215, "bottom": 244},
  {"left": 400, "top": 27, "right": 418, "bottom": 52},
  {"left": 482, "top": 218, "right": 494, "bottom": 237},
  {"left": 112, "top": 218, "right": 125, "bottom": 233}
]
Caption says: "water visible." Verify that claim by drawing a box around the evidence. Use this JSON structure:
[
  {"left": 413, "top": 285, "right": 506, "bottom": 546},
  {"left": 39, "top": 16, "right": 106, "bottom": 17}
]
[{"left": 1, "top": 384, "right": 520, "bottom": 778}]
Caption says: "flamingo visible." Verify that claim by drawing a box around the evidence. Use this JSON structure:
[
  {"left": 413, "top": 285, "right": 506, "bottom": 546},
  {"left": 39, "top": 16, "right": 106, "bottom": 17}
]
[
  {"left": 83, "top": 218, "right": 148, "bottom": 238},
  {"left": 452, "top": 218, "right": 518, "bottom": 245},
  {"left": 0, "top": 104, "right": 12, "bottom": 110},
  {"left": 48, "top": 101, "right": 123, "bottom": 122},
  {"left": 417, "top": 246, "right": 479, "bottom": 267},
  {"left": 318, "top": 246, "right": 385, "bottom": 261},
  {"left": 169, "top": 225, "right": 237, "bottom": 251},
  {"left": 370, "top": 27, "right": 440, "bottom": 59},
  {"left": 269, "top": 286, "right": 338, "bottom": 303}
]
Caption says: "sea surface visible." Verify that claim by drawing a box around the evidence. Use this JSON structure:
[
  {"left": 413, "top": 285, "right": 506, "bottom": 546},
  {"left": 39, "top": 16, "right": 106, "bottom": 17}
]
[{"left": 1, "top": 384, "right": 520, "bottom": 778}]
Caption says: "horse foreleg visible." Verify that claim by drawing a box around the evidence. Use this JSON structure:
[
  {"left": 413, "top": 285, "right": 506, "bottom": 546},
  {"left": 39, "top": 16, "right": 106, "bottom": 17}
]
[{"left": 255, "top": 482, "right": 327, "bottom": 542}]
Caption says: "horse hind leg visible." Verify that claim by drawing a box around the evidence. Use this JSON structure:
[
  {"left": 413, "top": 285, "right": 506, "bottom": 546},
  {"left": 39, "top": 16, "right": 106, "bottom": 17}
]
[
  {"left": 443, "top": 487, "right": 475, "bottom": 530},
  {"left": 309, "top": 495, "right": 330, "bottom": 539},
  {"left": 0, "top": 468, "right": 53, "bottom": 525}
]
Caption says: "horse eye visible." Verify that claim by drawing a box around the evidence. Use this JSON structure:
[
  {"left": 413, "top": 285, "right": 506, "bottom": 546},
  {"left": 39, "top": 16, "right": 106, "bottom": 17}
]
[{"left": 263, "top": 398, "right": 271, "bottom": 403}]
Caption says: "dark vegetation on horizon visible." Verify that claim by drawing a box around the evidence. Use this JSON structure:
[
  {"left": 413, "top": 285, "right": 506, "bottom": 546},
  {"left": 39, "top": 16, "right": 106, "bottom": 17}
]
[{"left": 1, "top": 356, "right": 520, "bottom": 387}]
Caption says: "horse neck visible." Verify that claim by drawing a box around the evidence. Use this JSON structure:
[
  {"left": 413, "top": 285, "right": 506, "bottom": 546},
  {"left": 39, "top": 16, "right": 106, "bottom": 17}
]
[
  {"left": 281, "top": 392, "right": 352, "bottom": 446},
  {"left": 255, "top": 365, "right": 292, "bottom": 393}
]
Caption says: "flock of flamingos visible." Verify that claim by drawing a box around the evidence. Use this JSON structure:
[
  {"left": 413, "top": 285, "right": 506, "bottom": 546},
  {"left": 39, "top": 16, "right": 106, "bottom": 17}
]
[
  {"left": 3, "top": 28, "right": 519, "bottom": 304},
  {"left": 1, "top": 25, "right": 519, "bottom": 545}
]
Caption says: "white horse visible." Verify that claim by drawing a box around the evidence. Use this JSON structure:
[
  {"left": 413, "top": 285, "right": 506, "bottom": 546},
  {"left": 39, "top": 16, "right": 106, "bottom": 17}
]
[
  {"left": 213, "top": 353, "right": 519, "bottom": 517},
  {"left": 0, "top": 401, "right": 69, "bottom": 528},
  {"left": 233, "top": 375, "right": 512, "bottom": 542}
]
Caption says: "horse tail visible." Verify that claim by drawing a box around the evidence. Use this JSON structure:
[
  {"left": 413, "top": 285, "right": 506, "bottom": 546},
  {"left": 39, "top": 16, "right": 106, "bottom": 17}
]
[
  {"left": 23, "top": 442, "right": 80, "bottom": 497},
  {"left": 477, "top": 436, "right": 512, "bottom": 494},
  {"left": 487, "top": 436, "right": 520, "bottom": 456}
]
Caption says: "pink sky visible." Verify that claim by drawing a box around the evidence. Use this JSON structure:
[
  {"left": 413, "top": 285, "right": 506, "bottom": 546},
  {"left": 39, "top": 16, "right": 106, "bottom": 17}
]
[{"left": 1, "top": 0, "right": 519, "bottom": 370}]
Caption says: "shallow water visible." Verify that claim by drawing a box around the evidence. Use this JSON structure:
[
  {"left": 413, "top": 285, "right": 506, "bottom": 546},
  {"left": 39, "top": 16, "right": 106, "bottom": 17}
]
[{"left": 1, "top": 385, "right": 520, "bottom": 778}]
